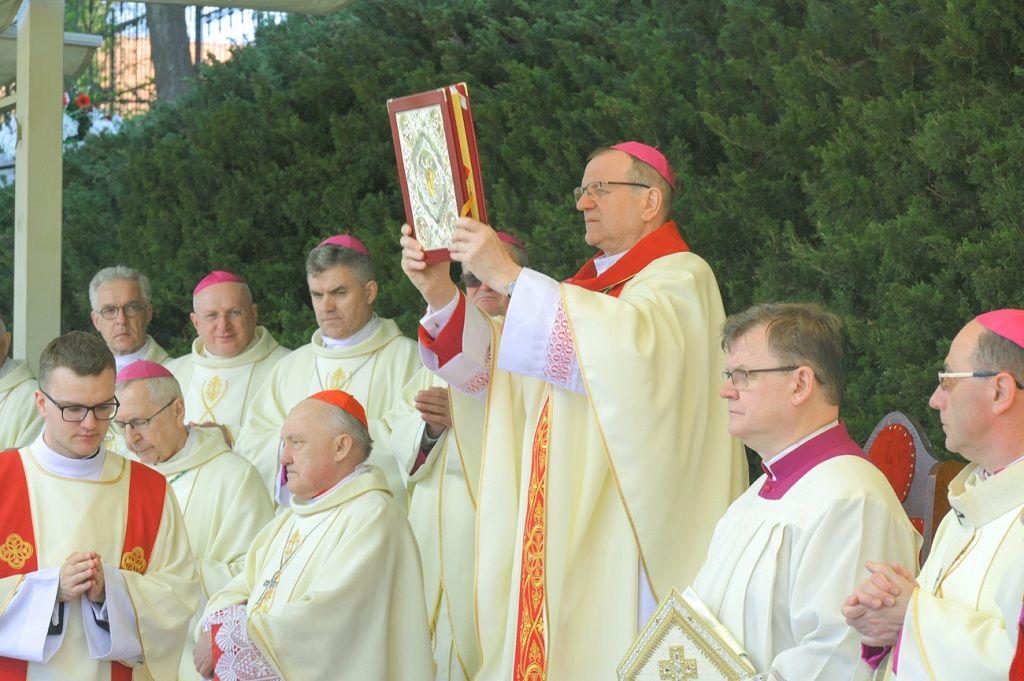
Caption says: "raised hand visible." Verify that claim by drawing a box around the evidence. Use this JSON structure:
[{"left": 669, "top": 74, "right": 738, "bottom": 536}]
[
  {"left": 449, "top": 217, "right": 522, "bottom": 292},
  {"left": 415, "top": 387, "right": 452, "bottom": 438},
  {"left": 399, "top": 224, "right": 457, "bottom": 309}
]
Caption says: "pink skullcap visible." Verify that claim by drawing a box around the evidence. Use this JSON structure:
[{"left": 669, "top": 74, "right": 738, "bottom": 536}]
[
  {"left": 193, "top": 270, "right": 246, "bottom": 297},
  {"left": 318, "top": 234, "right": 370, "bottom": 256},
  {"left": 116, "top": 360, "right": 174, "bottom": 384},
  {"left": 610, "top": 141, "right": 676, "bottom": 189},
  {"left": 976, "top": 309, "right": 1024, "bottom": 349},
  {"left": 308, "top": 390, "right": 368, "bottom": 429},
  {"left": 496, "top": 231, "right": 524, "bottom": 249}
]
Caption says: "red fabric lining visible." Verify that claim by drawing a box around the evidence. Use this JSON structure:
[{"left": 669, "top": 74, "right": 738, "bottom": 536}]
[
  {"left": 563, "top": 221, "right": 690, "bottom": 296},
  {"left": 418, "top": 294, "right": 467, "bottom": 367},
  {"left": 0, "top": 450, "right": 34, "bottom": 680}
]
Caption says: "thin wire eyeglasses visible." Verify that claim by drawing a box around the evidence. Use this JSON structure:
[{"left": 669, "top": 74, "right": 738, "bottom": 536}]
[
  {"left": 571, "top": 181, "right": 650, "bottom": 203},
  {"left": 95, "top": 302, "right": 148, "bottom": 320},
  {"left": 722, "top": 366, "right": 800, "bottom": 389},
  {"left": 112, "top": 399, "right": 177, "bottom": 433},
  {"left": 40, "top": 389, "right": 119, "bottom": 422},
  {"left": 937, "top": 371, "right": 1024, "bottom": 391}
]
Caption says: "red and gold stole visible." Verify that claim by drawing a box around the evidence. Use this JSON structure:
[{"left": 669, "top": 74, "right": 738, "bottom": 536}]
[
  {"left": 0, "top": 451, "right": 165, "bottom": 681},
  {"left": 511, "top": 222, "right": 690, "bottom": 680}
]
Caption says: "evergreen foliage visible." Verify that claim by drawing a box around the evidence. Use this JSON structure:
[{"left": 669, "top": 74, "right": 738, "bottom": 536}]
[{"left": 3, "top": 0, "right": 1023, "bottom": 455}]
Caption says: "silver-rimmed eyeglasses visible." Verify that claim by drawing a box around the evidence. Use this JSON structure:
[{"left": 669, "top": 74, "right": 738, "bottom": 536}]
[
  {"left": 112, "top": 399, "right": 177, "bottom": 433},
  {"left": 937, "top": 370, "right": 1024, "bottom": 391},
  {"left": 722, "top": 366, "right": 800, "bottom": 389},
  {"left": 572, "top": 181, "right": 650, "bottom": 202}
]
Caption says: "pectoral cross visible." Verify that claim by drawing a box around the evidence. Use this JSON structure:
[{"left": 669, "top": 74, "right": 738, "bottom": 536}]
[{"left": 658, "top": 645, "right": 698, "bottom": 680}]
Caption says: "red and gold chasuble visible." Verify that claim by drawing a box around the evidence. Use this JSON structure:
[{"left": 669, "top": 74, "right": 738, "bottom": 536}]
[
  {"left": 0, "top": 449, "right": 165, "bottom": 681},
  {"left": 511, "top": 222, "right": 690, "bottom": 680}
]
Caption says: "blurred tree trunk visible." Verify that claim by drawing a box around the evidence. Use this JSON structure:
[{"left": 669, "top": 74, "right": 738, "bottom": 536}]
[{"left": 146, "top": 3, "right": 195, "bottom": 103}]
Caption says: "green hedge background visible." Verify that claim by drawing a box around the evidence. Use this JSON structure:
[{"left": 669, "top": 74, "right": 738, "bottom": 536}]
[{"left": 3, "top": 0, "right": 1024, "bottom": 457}]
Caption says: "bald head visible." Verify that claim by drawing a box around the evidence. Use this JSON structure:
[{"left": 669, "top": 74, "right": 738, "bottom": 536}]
[{"left": 190, "top": 281, "right": 258, "bottom": 358}]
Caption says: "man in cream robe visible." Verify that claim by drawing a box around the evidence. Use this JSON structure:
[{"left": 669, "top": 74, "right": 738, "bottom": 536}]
[
  {"left": 196, "top": 390, "right": 432, "bottom": 680},
  {"left": 236, "top": 235, "right": 418, "bottom": 503},
  {"left": 167, "top": 271, "right": 290, "bottom": 449},
  {"left": 0, "top": 315, "right": 43, "bottom": 447},
  {"left": 846, "top": 309, "right": 1024, "bottom": 679},
  {"left": 114, "top": 360, "right": 274, "bottom": 680},
  {"left": 0, "top": 331, "right": 198, "bottom": 680},
  {"left": 400, "top": 142, "right": 747, "bottom": 678},
  {"left": 385, "top": 232, "right": 527, "bottom": 681},
  {"left": 689, "top": 303, "right": 919, "bottom": 679}
]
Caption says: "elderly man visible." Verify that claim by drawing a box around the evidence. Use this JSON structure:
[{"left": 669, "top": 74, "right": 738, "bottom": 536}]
[
  {"left": 167, "top": 271, "right": 290, "bottom": 449},
  {"left": 401, "top": 142, "right": 747, "bottom": 677},
  {"left": 686, "top": 303, "right": 919, "bottom": 678},
  {"left": 0, "top": 313, "right": 43, "bottom": 447},
  {"left": 845, "top": 309, "right": 1024, "bottom": 679},
  {"left": 195, "top": 390, "right": 432, "bottom": 680},
  {"left": 0, "top": 331, "right": 197, "bottom": 679},
  {"left": 385, "top": 231, "right": 527, "bottom": 681},
  {"left": 89, "top": 266, "right": 170, "bottom": 371},
  {"left": 114, "top": 359, "right": 274, "bottom": 680},
  {"left": 236, "top": 235, "right": 419, "bottom": 503}
]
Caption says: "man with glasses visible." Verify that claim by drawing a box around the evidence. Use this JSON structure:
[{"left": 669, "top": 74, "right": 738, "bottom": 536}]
[
  {"left": 89, "top": 265, "right": 170, "bottom": 372},
  {"left": 683, "top": 303, "right": 918, "bottom": 678},
  {"left": 0, "top": 331, "right": 198, "bottom": 679},
  {"left": 167, "top": 271, "right": 290, "bottom": 450},
  {"left": 846, "top": 308, "right": 1024, "bottom": 679},
  {"left": 114, "top": 359, "right": 272, "bottom": 679},
  {"left": 400, "top": 141, "right": 746, "bottom": 677},
  {"left": 0, "top": 312, "right": 43, "bottom": 448}
]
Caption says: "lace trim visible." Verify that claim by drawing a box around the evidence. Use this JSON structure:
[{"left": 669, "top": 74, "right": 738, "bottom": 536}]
[
  {"left": 205, "top": 605, "right": 281, "bottom": 681},
  {"left": 542, "top": 302, "right": 576, "bottom": 384},
  {"left": 462, "top": 348, "right": 492, "bottom": 395}
]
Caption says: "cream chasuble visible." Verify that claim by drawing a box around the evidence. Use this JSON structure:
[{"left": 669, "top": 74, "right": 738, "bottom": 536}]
[
  {"left": 201, "top": 465, "right": 433, "bottom": 680},
  {"left": 166, "top": 326, "right": 290, "bottom": 450},
  {"left": 0, "top": 360, "right": 43, "bottom": 449},
  {"left": 0, "top": 436, "right": 199, "bottom": 680},
  {"left": 692, "top": 424, "right": 919, "bottom": 680},
  {"left": 419, "top": 226, "right": 747, "bottom": 680},
  {"left": 151, "top": 427, "right": 274, "bottom": 680},
  {"left": 384, "top": 368, "right": 484, "bottom": 681},
  {"left": 235, "top": 318, "right": 419, "bottom": 503},
  {"left": 878, "top": 460, "right": 1024, "bottom": 680}
]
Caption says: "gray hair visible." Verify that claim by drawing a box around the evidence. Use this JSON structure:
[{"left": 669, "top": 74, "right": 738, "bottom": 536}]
[
  {"left": 89, "top": 266, "right": 152, "bottom": 310},
  {"left": 973, "top": 329, "right": 1024, "bottom": 387},
  {"left": 38, "top": 331, "right": 115, "bottom": 391},
  {"left": 323, "top": 404, "right": 373, "bottom": 461},
  {"left": 305, "top": 245, "right": 376, "bottom": 284},
  {"left": 115, "top": 376, "right": 183, "bottom": 406}
]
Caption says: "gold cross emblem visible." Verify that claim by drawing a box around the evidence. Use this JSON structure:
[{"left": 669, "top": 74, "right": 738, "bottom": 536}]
[
  {"left": 658, "top": 645, "right": 698, "bottom": 680},
  {"left": 325, "top": 367, "right": 346, "bottom": 390},
  {"left": 0, "top": 533, "right": 33, "bottom": 569}
]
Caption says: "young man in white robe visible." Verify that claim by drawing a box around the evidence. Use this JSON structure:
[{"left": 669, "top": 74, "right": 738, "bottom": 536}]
[
  {"left": 400, "top": 142, "right": 748, "bottom": 678},
  {"left": 845, "top": 309, "right": 1024, "bottom": 679},
  {"left": 0, "top": 314, "right": 43, "bottom": 448},
  {"left": 235, "top": 235, "right": 419, "bottom": 503},
  {"left": 114, "top": 359, "right": 274, "bottom": 680},
  {"left": 194, "top": 390, "right": 433, "bottom": 681},
  {"left": 167, "top": 271, "right": 290, "bottom": 449},
  {"left": 0, "top": 331, "right": 198, "bottom": 680},
  {"left": 688, "top": 303, "right": 919, "bottom": 679},
  {"left": 385, "top": 231, "right": 527, "bottom": 681}
]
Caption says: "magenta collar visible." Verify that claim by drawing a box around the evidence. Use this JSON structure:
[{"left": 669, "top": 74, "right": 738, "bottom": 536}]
[{"left": 758, "top": 423, "right": 865, "bottom": 500}]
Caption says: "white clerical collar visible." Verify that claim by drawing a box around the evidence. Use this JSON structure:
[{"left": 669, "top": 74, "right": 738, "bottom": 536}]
[
  {"left": 291, "top": 463, "right": 370, "bottom": 507},
  {"left": 979, "top": 452, "right": 1024, "bottom": 481},
  {"left": 30, "top": 430, "right": 106, "bottom": 480},
  {"left": 114, "top": 338, "right": 151, "bottom": 372},
  {"left": 322, "top": 314, "right": 380, "bottom": 349},
  {"left": 0, "top": 357, "right": 12, "bottom": 381},
  {"left": 762, "top": 419, "right": 840, "bottom": 472},
  {"left": 594, "top": 250, "right": 628, "bottom": 276}
]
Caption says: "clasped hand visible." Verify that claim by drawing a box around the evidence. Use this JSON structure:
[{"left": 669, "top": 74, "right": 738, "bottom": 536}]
[
  {"left": 58, "top": 551, "right": 105, "bottom": 604},
  {"left": 842, "top": 561, "right": 917, "bottom": 647}
]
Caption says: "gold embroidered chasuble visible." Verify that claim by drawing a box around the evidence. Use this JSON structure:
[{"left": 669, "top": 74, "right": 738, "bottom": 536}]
[
  {"left": 201, "top": 465, "right": 434, "bottom": 680},
  {"left": 167, "top": 326, "right": 290, "bottom": 448},
  {"left": 0, "top": 361, "right": 43, "bottom": 449},
  {"left": 235, "top": 319, "right": 419, "bottom": 503}
]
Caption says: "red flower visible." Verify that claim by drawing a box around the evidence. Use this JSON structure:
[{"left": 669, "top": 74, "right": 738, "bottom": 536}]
[{"left": 75, "top": 93, "right": 91, "bottom": 109}]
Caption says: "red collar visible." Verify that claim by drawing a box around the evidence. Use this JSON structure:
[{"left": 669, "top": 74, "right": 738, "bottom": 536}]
[{"left": 563, "top": 221, "right": 690, "bottom": 297}]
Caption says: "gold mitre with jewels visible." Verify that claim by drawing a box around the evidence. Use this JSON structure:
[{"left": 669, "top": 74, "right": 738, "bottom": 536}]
[{"left": 617, "top": 587, "right": 760, "bottom": 681}]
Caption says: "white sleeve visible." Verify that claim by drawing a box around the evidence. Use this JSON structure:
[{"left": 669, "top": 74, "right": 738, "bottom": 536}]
[
  {"left": 419, "top": 293, "right": 494, "bottom": 398},
  {"left": 499, "top": 268, "right": 584, "bottom": 393},
  {"left": 81, "top": 563, "right": 143, "bottom": 665},
  {"left": 0, "top": 568, "right": 65, "bottom": 662}
]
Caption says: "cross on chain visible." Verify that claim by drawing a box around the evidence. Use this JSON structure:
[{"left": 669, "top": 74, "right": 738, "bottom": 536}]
[{"left": 658, "top": 645, "right": 699, "bottom": 680}]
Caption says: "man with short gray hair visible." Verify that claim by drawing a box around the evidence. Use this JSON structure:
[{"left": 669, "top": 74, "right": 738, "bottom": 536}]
[
  {"left": 236, "top": 235, "right": 419, "bottom": 503},
  {"left": 89, "top": 265, "right": 170, "bottom": 372},
  {"left": 0, "top": 313, "right": 43, "bottom": 447}
]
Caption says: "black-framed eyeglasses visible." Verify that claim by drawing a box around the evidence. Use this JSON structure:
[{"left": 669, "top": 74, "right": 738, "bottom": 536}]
[
  {"left": 112, "top": 399, "right": 177, "bottom": 433},
  {"left": 722, "top": 366, "right": 800, "bottom": 389},
  {"left": 937, "top": 370, "right": 1024, "bottom": 391},
  {"left": 95, "top": 302, "right": 149, "bottom": 320},
  {"left": 461, "top": 272, "right": 482, "bottom": 289},
  {"left": 571, "top": 181, "right": 651, "bottom": 202},
  {"left": 40, "top": 389, "right": 119, "bottom": 422}
]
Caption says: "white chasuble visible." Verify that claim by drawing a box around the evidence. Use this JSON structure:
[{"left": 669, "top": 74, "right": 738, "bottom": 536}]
[
  {"left": 167, "top": 326, "right": 290, "bottom": 450},
  {"left": 201, "top": 465, "right": 433, "bottom": 680},
  {"left": 882, "top": 461, "right": 1024, "bottom": 680},
  {"left": 384, "top": 368, "right": 483, "bottom": 681},
  {"left": 0, "top": 360, "right": 43, "bottom": 449},
  {"left": 692, "top": 424, "right": 919, "bottom": 680},
  {"left": 152, "top": 427, "right": 274, "bottom": 680},
  {"left": 419, "top": 224, "right": 748, "bottom": 680},
  {"left": 234, "top": 319, "right": 419, "bottom": 503},
  {"left": 0, "top": 440, "right": 199, "bottom": 680}
]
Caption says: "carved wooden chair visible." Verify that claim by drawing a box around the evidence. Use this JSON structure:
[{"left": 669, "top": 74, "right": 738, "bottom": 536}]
[{"left": 863, "top": 411, "right": 965, "bottom": 562}]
